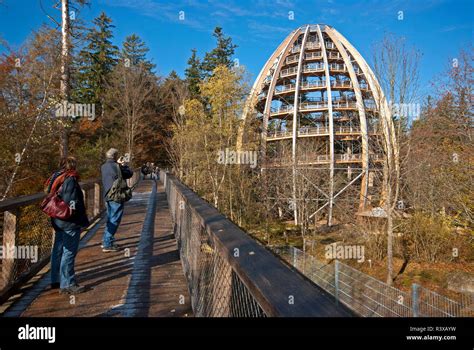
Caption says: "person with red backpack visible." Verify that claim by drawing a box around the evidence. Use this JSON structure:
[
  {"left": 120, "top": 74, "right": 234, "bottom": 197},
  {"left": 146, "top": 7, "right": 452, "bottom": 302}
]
[{"left": 44, "top": 156, "right": 89, "bottom": 294}]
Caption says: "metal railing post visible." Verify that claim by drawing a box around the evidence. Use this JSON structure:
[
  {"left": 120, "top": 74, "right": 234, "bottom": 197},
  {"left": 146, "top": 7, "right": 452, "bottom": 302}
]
[
  {"left": 334, "top": 260, "right": 340, "bottom": 305},
  {"left": 412, "top": 283, "right": 419, "bottom": 317},
  {"left": 94, "top": 183, "right": 101, "bottom": 217},
  {"left": 81, "top": 189, "right": 87, "bottom": 218},
  {"left": 2, "top": 210, "right": 18, "bottom": 289},
  {"left": 292, "top": 246, "right": 297, "bottom": 268}
]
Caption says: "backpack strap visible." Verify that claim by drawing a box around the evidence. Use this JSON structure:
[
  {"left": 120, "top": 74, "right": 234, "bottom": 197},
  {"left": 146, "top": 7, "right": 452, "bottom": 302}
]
[{"left": 116, "top": 163, "right": 123, "bottom": 181}]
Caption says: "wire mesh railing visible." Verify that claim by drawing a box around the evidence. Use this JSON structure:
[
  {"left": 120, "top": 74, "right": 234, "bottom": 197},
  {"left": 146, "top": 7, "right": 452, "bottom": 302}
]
[
  {"left": 164, "top": 172, "right": 265, "bottom": 317},
  {"left": 275, "top": 246, "right": 473, "bottom": 317},
  {"left": 417, "top": 285, "right": 473, "bottom": 317},
  {"left": 161, "top": 170, "right": 351, "bottom": 317}
]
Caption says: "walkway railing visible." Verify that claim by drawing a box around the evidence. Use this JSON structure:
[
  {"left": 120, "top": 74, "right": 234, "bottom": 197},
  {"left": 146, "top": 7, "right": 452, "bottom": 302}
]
[
  {"left": 267, "top": 125, "right": 370, "bottom": 139},
  {"left": 0, "top": 169, "right": 141, "bottom": 303},
  {"left": 161, "top": 171, "right": 351, "bottom": 317},
  {"left": 276, "top": 246, "right": 473, "bottom": 317},
  {"left": 264, "top": 153, "right": 383, "bottom": 167}
]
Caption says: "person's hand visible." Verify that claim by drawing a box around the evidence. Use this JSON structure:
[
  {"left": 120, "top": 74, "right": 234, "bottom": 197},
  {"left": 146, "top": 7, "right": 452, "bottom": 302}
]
[{"left": 117, "top": 156, "right": 125, "bottom": 165}]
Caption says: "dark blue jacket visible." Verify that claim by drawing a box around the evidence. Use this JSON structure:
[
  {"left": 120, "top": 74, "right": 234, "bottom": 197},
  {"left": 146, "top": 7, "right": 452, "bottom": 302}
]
[
  {"left": 52, "top": 176, "right": 90, "bottom": 232},
  {"left": 101, "top": 159, "right": 133, "bottom": 201}
]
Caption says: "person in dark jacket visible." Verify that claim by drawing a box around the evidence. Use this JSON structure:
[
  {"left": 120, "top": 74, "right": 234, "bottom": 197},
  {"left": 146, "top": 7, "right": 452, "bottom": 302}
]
[
  {"left": 100, "top": 148, "right": 133, "bottom": 252},
  {"left": 140, "top": 164, "right": 149, "bottom": 179},
  {"left": 47, "top": 156, "right": 90, "bottom": 294}
]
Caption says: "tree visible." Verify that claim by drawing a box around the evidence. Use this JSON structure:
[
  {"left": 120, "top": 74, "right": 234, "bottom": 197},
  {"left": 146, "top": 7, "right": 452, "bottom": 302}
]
[
  {"left": 372, "top": 34, "right": 421, "bottom": 285},
  {"left": 74, "top": 12, "right": 118, "bottom": 106},
  {"left": 200, "top": 27, "right": 237, "bottom": 77},
  {"left": 104, "top": 61, "right": 158, "bottom": 166},
  {"left": 121, "top": 34, "right": 155, "bottom": 72},
  {"left": 58, "top": 0, "right": 89, "bottom": 157},
  {"left": 169, "top": 65, "right": 263, "bottom": 230},
  {"left": 185, "top": 48, "right": 202, "bottom": 97},
  {"left": 170, "top": 65, "right": 247, "bottom": 207},
  {"left": 58, "top": 0, "right": 71, "bottom": 157},
  {"left": 0, "top": 27, "right": 62, "bottom": 199},
  {"left": 406, "top": 50, "right": 473, "bottom": 227}
]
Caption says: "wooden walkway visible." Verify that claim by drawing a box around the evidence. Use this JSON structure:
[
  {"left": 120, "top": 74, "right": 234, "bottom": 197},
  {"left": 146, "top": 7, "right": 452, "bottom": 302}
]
[{"left": 2, "top": 180, "right": 192, "bottom": 317}]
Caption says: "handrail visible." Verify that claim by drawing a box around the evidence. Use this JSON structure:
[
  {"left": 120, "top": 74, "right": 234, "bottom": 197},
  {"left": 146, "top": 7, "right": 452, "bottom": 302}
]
[
  {"left": 286, "top": 54, "right": 299, "bottom": 64},
  {"left": 270, "top": 79, "right": 353, "bottom": 96},
  {"left": 270, "top": 100, "right": 365, "bottom": 115},
  {"left": 280, "top": 63, "right": 348, "bottom": 76},
  {"left": 302, "top": 64, "right": 325, "bottom": 73},
  {"left": 299, "top": 101, "right": 328, "bottom": 110},
  {"left": 267, "top": 126, "right": 369, "bottom": 139},
  {"left": 271, "top": 105, "right": 294, "bottom": 114},
  {"left": 302, "top": 80, "right": 325, "bottom": 88},
  {"left": 0, "top": 178, "right": 98, "bottom": 212},
  {"left": 280, "top": 67, "right": 299, "bottom": 77},
  {"left": 266, "top": 153, "right": 383, "bottom": 166},
  {"left": 161, "top": 171, "right": 351, "bottom": 317},
  {"left": 305, "top": 41, "right": 321, "bottom": 50},
  {"left": 305, "top": 51, "right": 322, "bottom": 60},
  {"left": 329, "top": 63, "right": 346, "bottom": 71},
  {"left": 327, "top": 52, "right": 342, "bottom": 59},
  {"left": 275, "top": 83, "right": 296, "bottom": 93},
  {"left": 266, "top": 126, "right": 382, "bottom": 140}
]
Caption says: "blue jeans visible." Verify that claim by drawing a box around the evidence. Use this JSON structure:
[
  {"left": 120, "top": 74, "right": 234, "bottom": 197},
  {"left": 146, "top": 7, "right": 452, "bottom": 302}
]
[
  {"left": 103, "top": 200, "right": 124, "bottom": 248},
  {"left": 51, "top": 228, "right": 81, "bottom": 289}
]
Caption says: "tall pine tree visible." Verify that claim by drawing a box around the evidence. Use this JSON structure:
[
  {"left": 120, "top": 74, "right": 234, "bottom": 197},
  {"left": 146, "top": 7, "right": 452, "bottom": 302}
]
[
  {"left": 185, "top": 49, "right": 202, "bottom": 97},
  {"left": 121, "top": 34, "right": 155, "bottom": 72},
  {"left": 74, "top": 12, "right": 118, "bottom": 106},
  {"left": 200, "top": 27, "right": 237, "bottom": 77}
]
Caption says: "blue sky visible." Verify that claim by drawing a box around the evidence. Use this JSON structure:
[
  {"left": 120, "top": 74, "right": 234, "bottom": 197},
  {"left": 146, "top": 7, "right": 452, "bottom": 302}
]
[{"left": 1, "top": 0, "right": 473, "bottom": 98}]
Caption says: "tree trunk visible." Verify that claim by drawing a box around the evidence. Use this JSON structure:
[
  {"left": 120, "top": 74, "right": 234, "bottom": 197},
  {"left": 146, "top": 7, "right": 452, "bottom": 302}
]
[
  {"left": 59, "top": 0, "right": 70, "bottom": 158},
  {"left": 384, "top": 160, "right": 394, "bottom": 286}
]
